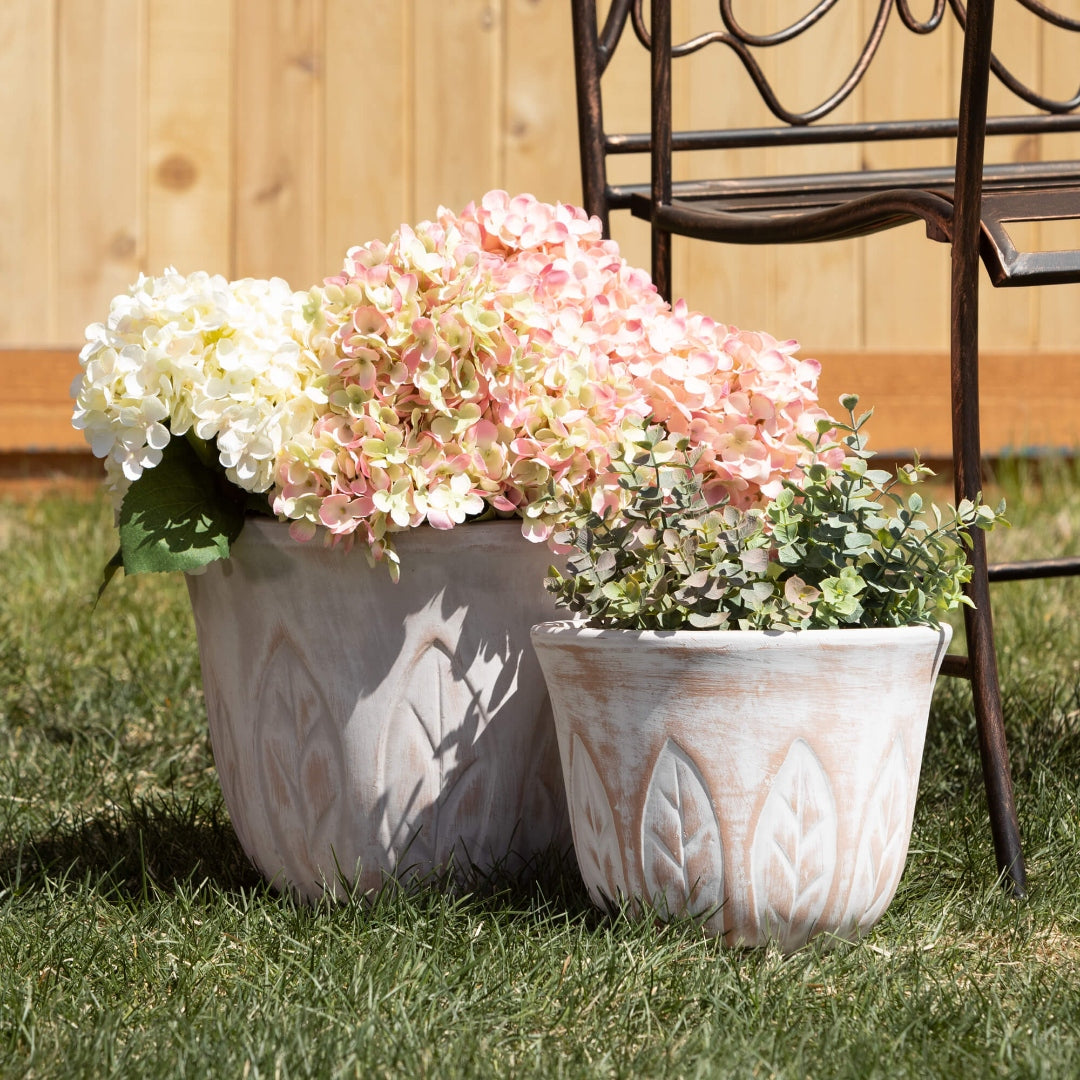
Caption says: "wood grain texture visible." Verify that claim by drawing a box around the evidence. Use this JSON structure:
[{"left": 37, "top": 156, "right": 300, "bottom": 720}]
[
  {"left": 679, "top": 0, "right": 773, "bottom": 332},
  {"left": 146, "top": 0, "right": 233, "bottom": 275},
  {"left": 815, "top": 351, "right": 1080, "bottom": 457},
  {"left": 503, "top": 0, "right": 580, "bottom": 206},
  {"left": 0, "top": 350, "right": 85, "bottom": 452},
  {"left": 765, "top": 0, "right": 860, "bottom": 350},
  {"left": 1034, "top": 15, "right": 1080, "bottom": 350},
  {"left": 0, "top": 452, "right": 105, "bottom": 498},
  {"left": 0, "top": 1, "right": 54, "bottom": 343},
  {"left": 234, "top": 0, "right": 325, "bottom": 286},
  {"left": 56, "top": 0, "right": 145, "bottom": 343},
  {"left": 858, "top": 4, "right": 952, "bottom": 353},
  {"left": 324, "top": 0, "right": 409, "bottom": 262},
  {"left": 411, "top": 0, "right": 503, "bottom": 218}
]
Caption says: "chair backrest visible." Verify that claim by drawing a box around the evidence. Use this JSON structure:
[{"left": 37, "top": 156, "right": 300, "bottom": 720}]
[{"left": 572, "top": 0, "right": 1080, "bottom": 235}]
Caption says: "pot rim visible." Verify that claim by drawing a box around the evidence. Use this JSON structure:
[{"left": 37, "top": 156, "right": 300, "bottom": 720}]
[
  {"left": 530, "top": 619, "right": 952, "bottom": 649},
  {"left": 237, "top": 513, "right": 533, "bottom": 556}
]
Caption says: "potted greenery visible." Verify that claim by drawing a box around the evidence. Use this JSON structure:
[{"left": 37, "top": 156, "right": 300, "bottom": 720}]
[
  {"left": 530, "top": 401, "right": 1003, "bottom": 950},
  {"left": 71, "top": 191, "right": 844, "bottom": 901}
]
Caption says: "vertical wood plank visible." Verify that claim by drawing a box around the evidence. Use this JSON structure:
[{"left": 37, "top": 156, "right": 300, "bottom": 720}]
[
  {"left": 0, "top": 1, "right": 54, "bottom": 344},
  {"left": 234, "top": 0, "right": 325, "bottom": 287},
  {"left": 56, "top": 0, "right": 145, "bottom": 343},
  {"left": 1035, "top": 16, "right": 1080, "bottom": 350},
  {"left": 324, "top": 0, "right": 410, "bottom": 263},
  {"left": 146, "top": 0, "right": 233, "bottom": 276},
  {"left": 679, "top": 0, "right": 775, "bottom": 330},
  {"left": 859, "top": 5, "right": 952, "bottom": 355},
  {"left": 412, "top": 0, "right": 503, "bottom": 219},
  {"left": 765, "top": 0, "right": 861, "bottom": 351},
  {"left": 503, "top": 0, "right": 580, "bottom": 207}
]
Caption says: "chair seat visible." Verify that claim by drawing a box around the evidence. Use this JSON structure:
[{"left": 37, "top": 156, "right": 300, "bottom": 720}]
[{"left": 627, "top": 160, "right": 1080, "bottom": 287}]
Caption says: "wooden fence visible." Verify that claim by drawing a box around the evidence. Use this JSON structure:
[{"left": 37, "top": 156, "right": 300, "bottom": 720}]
[{"left": 1, "top": 0, "right": 1078, "bottom": 468}]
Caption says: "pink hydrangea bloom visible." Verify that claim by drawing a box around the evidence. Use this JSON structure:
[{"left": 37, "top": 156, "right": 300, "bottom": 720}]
[
  {"left": 272, "top": 191, "right": 840, "bottom": 572},
  {"left": 632, "top": 303, "right": 843, "bottom": 508}
]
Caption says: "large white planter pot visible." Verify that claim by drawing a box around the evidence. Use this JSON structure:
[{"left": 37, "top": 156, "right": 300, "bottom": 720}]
[
  {"left": 531, "top": 622, "right": 952, "bottom": 951},
  {"left": 186, "top": 518, "right": 569, "bottom": 902}
]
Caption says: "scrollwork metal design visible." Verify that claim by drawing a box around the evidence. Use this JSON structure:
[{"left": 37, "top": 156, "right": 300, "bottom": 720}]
[
  {"left": 601, "top": 0, "right": 1079, "bottom": 122},
  {"left": 1014, "top": 0, "right": 1080, "bottom": 32},
  {"left": 897, "top": 0, "right": 948, "bottom": 34},
  {"left": 948, "top": 0, "right": 1080, "bottom": 113}
]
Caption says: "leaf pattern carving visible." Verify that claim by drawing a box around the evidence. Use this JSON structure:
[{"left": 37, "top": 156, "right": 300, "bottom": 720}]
[
  {"left": 569, "top": 734, "right": 626, "bottom": 906},
  {"left": 200, "top": 665, "right": 258, "bottom": 860},
  {"left": 378, "top": 638, "right": 494, "bottom": 872},
  {"left": 844, "top": 736, "right": 912, "bottom": 934},
  {"left": 751, "top": 738, "right": 837, "bottom": 950},
  {"left": 641, "top": 739, "right": 724, "bottom": 925},
  {"left": 256, "top": 633, "right": 347, "bottom": 894}
]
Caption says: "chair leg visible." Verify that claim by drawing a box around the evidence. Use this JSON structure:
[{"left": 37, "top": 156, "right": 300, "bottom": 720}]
[
  {"left": 963, "top": 527, "right": 1028, "bottom": 896},
  {"left": 952, "top": 329, "right": 1027, "bottom": 895},
  {"left": 951, "top": 298, "right": 1027, "bottom": 895},
  {"left": 652, "top": 228, "right": 672, "bottom": 303},
  {"left": 950, "top": 0, "right": 1026, "bottom": 891}
]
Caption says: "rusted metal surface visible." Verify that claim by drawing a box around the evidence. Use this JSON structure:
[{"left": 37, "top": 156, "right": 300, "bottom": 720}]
[
  {"left": 618, "top": 0, "right": 1079, "bottom": 119},
  {"left": 571, "top": 0, "right": 1080, "bottom": 897},
  {"left": 988, "top": 557, "right": 1080, "bottom": 581},
  {"left": 950, "top": 0, "right": 1028, "bottom": 897}
]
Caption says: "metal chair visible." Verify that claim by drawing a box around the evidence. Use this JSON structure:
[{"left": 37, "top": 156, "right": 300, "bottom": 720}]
[{"left": 571, "top": 0, "right": 1080, "bottom": 896}]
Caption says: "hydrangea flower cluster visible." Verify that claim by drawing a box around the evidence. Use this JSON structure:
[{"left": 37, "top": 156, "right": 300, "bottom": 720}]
[
  {"left": 628, "top": 302, "right": 841, "bottom": 509},
  {"left": 271, "top": 194, "right": 656, "bottom": 566},
  {"left": 71, "top": 192, "right": 840, "bottom": 578},
  {"left": 72, "top": 269, "right": 326, "bottom": 505},
  {"left": 270, "top": 191, "right": 838, "bottom": 570}
]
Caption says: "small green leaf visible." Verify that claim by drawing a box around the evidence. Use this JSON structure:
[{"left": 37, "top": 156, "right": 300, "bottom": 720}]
[
  {"left": 863, "top": 469, "right": 893, "bottom": 485},
  {"left": 687, "top": 610, "right": 728, "bottom": 629},
  {"left": 600, "top": 581, "right": 625, "bottom": 601}
]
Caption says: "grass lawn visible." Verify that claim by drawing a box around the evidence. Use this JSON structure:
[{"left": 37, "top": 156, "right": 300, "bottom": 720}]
[{"left": 1, "top": 462, "right": 1079, "bottom": 1079}]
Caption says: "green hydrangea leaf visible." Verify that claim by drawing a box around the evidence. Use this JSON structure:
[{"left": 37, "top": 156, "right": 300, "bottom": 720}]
[{"left": 118, "top": 436, "right": 245, "bottom": 575}]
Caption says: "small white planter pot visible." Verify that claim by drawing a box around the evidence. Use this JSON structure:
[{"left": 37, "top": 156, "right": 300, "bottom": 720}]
[
  {"left": 531, "top": 621, "right": 952, "bottom": 951},
  {"left": 186, "top": 518, "right": 568, "bottom": 902}
]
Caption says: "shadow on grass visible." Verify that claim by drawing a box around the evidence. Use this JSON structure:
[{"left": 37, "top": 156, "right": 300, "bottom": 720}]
[
  {"left": 451, "top": 841, "right": 599, "bottom": 922},
  {"left": 0, "top": 791, "right": 603, "bottom": 929},
  {"left": 0, "top": 793, "right": 265, "bottom": 901}
]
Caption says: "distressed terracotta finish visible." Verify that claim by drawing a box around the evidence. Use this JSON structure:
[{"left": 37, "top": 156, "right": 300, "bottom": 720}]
[
  {"left": 186, "top": 518, "right": 569, "bottom": 902},
  {"left": 531, "top": 622, "right": 952, "bottom": 951}
]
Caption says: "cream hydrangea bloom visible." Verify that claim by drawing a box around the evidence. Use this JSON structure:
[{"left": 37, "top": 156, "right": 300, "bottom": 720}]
[
  {"left": 72, "top": 197, "right": 842, "bottom": 580},
  {"left": 72, "top": 268, "right": 327, "bottom": 505}
]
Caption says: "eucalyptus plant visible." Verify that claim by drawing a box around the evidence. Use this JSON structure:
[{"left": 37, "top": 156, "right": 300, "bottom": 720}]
[{"left": 545, "top": 396, "right": 1006, "bottom": 631}]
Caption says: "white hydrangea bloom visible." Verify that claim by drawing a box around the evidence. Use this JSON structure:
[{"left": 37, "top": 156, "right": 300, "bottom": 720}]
[{"left": 71, "top": 268, "right": 327, "bottom": 505}]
